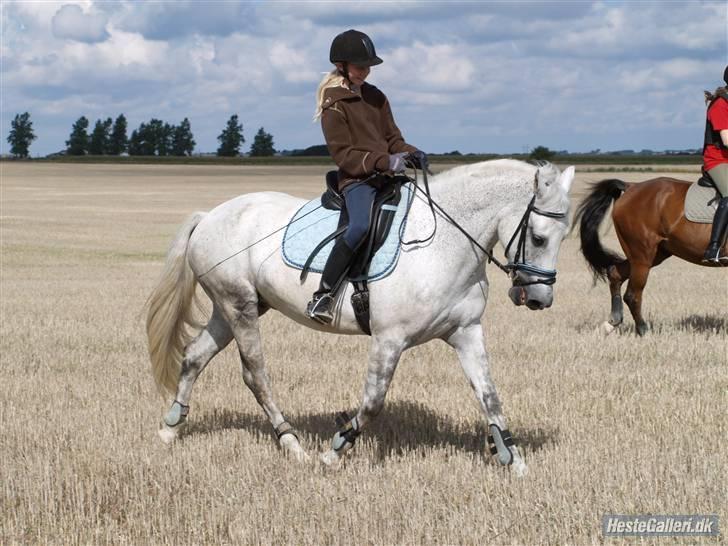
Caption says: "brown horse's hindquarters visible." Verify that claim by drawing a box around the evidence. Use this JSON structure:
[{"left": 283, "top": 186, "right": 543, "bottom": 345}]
[{"left": 615, "top": 179, "right": 714, "bottom": 266}]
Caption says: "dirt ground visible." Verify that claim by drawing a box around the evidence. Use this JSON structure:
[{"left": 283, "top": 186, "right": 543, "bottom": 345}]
[{"left": 1, "top": 162, "right": 725, "bottom": 545}]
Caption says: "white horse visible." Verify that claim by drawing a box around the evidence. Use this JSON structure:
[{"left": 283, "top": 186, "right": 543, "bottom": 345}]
[{"left": 146, "top": 159, "right": 574, "bottom": 476}]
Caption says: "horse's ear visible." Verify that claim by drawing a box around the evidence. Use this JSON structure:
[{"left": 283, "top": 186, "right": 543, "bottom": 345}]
[
  {"left": 558, "top": 166, "right": 575, "bottom": 195},
  {"left": 534, "top": 165, "right": 557, "bottom": 198}
]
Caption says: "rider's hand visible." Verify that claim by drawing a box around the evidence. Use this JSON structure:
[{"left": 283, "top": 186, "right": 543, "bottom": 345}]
[
  {"left": 388, "top": 152, "right": 408, "bottom": 173},
  {"left": 405, "top": 150, "right": 430, "bottom": 172}
]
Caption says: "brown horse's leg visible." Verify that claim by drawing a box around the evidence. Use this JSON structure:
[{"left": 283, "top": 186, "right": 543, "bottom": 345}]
[
  {"left": 607, "top": 261, "right": 630, "bottom": 326},
  {"left": 622, "top": 249, "right": 671, "bottom": 336},
  {"left": 622, "top": 264, "right": 651, "bottom": 336}
]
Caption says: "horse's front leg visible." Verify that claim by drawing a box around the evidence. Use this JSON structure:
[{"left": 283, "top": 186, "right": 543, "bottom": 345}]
[
  {"left": 320, "top": 336, "right": 404, "bottom": 468},
  {"left": 445, "top": 322, "right": 528, "bottom": 476}
]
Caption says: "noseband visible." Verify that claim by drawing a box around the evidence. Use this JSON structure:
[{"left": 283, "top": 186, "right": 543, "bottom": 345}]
[{"left": 504, "top": 194, "right": 567, "bottom": 286}]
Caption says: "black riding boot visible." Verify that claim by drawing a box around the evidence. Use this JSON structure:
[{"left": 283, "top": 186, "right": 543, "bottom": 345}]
[
  {"left": 703, "top": 197, "right": 728, "bottom": 264},
  {"left": 306, "top": 238, "right": 355, "bottom": 324}
]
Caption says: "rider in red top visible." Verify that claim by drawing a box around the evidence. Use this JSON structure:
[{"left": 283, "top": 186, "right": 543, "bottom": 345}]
[{"left": 702, "top": 66, "right": 728, "bottom": 263}]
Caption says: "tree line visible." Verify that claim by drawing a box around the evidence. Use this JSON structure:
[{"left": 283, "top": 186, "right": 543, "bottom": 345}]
[{"left": 6, "top": 112, "right": 276, "bottom": 157}]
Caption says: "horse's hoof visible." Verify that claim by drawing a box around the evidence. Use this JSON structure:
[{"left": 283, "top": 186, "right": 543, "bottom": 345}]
[
  {"left": 320, "top": 449, "right": 342, "bottom": 469},
  {"left": 601, "top": 321, "right": 616, "bottom": 336},
  {"left": 512, "top": 459, "right": 529, "bottom": 478},
  {"left": 158, "top": 423, "right": 183, "bottom": 444},
  {"left": 279, "top": 434, "right": 310, "bottom": 463}
]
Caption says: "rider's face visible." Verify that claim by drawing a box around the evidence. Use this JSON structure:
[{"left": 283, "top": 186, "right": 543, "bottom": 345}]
[{"left": 337, "top": 63, "right": 370, "bottom": 86}]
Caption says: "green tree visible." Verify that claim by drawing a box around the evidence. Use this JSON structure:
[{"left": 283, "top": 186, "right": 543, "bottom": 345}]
[
  {"left": 156, "top": 121, "right": 174, "bottom": 156},
  {"left": 127, "top": 129, "right": 141, "bottom": 155},
  {"left": 217, "top": 114, "right": 244, "bottom": 157},
  {"left": 249, "top": 127, "right": 275, "bottom": 157},
  {"left": 88, "top": 117, "right": 113, "bottom": 155},
  {"left": 108, "top": 114, "right": 128, "bottom": 155},
  {"left": 66, "top": 116, "right": 89, "bottom": 155},
  {"left": 172, "top": 118, "right": 195, "bottom": 156},
  {"left": 530, "top": 145, "right": 556, "bottom": 161},
  {"left": 128, "top": 122, "right": 155, "bottom": 156},
  {"left": 7, "top": 112, "right": 37, "bottom": 158}
]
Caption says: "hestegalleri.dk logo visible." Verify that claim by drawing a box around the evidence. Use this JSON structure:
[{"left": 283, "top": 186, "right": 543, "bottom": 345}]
[{"left": 602, "top": 514, "right": 719, "bottom": 537}]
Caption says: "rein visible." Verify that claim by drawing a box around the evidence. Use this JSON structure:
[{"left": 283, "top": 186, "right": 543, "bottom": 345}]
[
  {"left": 405, "top": 164, "right": 566, "bottom": 286},
  {"left": 199, "top": 164, "right": 566, "bottom": 287}
]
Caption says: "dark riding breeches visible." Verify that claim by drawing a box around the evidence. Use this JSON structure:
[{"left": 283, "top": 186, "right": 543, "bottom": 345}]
[{"left": 342, "top": 182, "right": 377, "bottom": 250}]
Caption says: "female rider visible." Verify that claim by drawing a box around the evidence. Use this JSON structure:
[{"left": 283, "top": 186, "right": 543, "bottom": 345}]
[
  {"left": 306, "top": 29, "right": 427, "bottom": 322},
  {"left": 703, "top": 65, "right": 728, "bottom": 263}
]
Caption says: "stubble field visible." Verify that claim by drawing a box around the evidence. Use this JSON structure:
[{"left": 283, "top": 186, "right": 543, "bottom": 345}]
[{"left": 1, "top": 162, "right": 725, "bottom": 545}]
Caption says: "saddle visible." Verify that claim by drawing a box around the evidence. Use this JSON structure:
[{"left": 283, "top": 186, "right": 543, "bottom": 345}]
[
  {"left": 685, "top": 171, "right": 723, "bottom": 223},
  {"left": 300, "top": 171, "right": 407, "bottom": 334}
]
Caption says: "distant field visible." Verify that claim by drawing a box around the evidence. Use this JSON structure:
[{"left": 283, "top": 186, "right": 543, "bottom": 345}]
[
  {"left": 4, "top": 152, "right": 703, "bottom": 167},
  {"left": 0, "top": 162, "right": 724, "bottom": 545}
]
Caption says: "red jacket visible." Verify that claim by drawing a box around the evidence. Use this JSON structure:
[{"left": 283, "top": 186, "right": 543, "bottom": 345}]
[
  {"left": 321, "top": 82, "right": 417, "bottom": 191},
  {"left": 704, "top": 95, "right": 728, "bottom": 171}
]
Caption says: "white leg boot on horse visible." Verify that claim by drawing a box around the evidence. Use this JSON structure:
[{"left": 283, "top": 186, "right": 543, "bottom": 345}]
[
  {"left": 158, "top": 306, "right": 233, "bottom": 444},
  {"left": 320, "top": 336, "right": 404, "bottom": 469},
  {"left": 446, "top": 323, "right": 528, "bottom": 477}
]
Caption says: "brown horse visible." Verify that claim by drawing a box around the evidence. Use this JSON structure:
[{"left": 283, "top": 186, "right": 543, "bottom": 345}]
[{"left": 574, "top": 177, "right": 725, "bottom": 335}]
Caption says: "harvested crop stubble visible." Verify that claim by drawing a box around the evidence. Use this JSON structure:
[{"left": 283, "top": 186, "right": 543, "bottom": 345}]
[{"left": 0, "top": 163, "right": 725, "bottom": 545}]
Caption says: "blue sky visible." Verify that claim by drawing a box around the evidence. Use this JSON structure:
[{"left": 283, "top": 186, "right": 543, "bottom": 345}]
[{"left": 2, "top": 0, "right": 726, "bottom": 156}]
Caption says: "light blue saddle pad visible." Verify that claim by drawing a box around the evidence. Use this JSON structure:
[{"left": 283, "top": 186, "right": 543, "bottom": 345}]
[{"left": 281, "top": 183, "right": 413, "bottom": 282}]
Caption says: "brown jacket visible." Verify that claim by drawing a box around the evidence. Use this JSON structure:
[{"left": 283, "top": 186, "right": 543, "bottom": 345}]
[{"left": 321, "top": 82, "right": 417, "bottom": 191}]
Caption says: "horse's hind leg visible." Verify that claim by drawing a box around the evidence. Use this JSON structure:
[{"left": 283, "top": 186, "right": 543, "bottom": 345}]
[
  {"left": 445, "top": 323, "right": 527, "bottom": 476},
  {"left": 224, "top": 299, "right": 309, "bottom": 463},
  {"left": 623, "top": 263, "right": 652, "bottom": 336},
  {"left": 604, "top": 260, "right": 630, "bottom": 333},
  {"left": 320, "top": 335, "right": 405, "bottom": 468},
  {"left": 621, "top": 249, "right": 670, "bottom": 336},
  {"left": 159, "top": 305, "right": 233, "bottom": 444}
]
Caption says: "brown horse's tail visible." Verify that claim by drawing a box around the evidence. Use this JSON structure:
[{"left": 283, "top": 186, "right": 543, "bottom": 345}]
[{"left": 574, "top": 179, "right": 628, "bottom": 281}]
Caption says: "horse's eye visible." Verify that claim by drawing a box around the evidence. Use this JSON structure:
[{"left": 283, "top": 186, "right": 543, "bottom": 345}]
[{"left": 532, "top": 234, "right": 546, "bottom": 247}]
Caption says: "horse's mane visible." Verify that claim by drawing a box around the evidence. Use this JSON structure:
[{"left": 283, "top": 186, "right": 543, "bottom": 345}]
[{"left": 431, "top": 159, "right": 569, "bottom": 213}]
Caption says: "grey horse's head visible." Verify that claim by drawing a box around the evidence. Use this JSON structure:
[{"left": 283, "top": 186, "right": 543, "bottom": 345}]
[{"left": 501, "top": 164, "right": 574, "bottom": 310}]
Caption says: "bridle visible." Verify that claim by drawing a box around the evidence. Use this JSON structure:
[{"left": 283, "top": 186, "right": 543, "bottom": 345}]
[
  {"left": 503, "top": 194, "right": 567, "bottom": 286},
  {"left": 404, "top": 161, "right": 567, "bottom": 288}
]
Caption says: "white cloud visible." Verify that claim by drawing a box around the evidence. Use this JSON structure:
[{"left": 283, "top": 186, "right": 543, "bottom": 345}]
[
  {"left": 2, "top": 0, "right": 724, "bottom": 156},
  {"left": 51, "top": 4, "right": 109, "bottom": 43},
  {"left": 375, "top": 41, "right": 474, "bottom": 106},
  {"left": 268, "top": 43, "right": 320, "bottom": 84}
]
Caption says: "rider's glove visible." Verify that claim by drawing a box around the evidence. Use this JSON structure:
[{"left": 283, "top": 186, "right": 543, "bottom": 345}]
[
  {"left": 405, "top": 150, "right": 429, "bottom": 172},
  {"left": 388, "top": 152, "right": 408, "bottom": 173}
]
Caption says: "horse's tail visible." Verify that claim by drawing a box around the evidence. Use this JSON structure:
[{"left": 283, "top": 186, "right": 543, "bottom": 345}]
[
  {"left": 573, "top": 179, "right": 628, "bottom": 282},
  {"left": 146, "top": 212, "right": 206, "bottom": 397}
]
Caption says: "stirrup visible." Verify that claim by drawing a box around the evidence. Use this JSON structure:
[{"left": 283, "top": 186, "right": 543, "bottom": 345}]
[
  {"left": 306, "top": 293, "right": 335, "bottom": 324},
  {"left": 702, "top": 246, "right": 728, "bottom": 264}
]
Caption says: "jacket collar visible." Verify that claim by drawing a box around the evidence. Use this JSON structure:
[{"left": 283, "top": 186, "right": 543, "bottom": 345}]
[{"left": 323, "top": 82, "right": 371, "bottom": 107}]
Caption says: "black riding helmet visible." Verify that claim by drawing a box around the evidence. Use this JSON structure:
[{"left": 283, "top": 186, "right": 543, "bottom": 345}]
[
  {"left": 329, "top": 29, "right": 383, "bottom": 67},
  {"left": 724, "top": 65, "right": 728, "bottom": 85}
]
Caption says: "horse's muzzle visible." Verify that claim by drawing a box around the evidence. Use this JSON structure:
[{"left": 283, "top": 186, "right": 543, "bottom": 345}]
[{"left": 508, "top": 285, "right": 552, "bottom": 310}]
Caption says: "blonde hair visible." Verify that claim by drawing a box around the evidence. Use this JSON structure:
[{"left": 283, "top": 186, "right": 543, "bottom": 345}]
[{"left": 313, "top": 69, "right": 346, "bottom": 122}]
